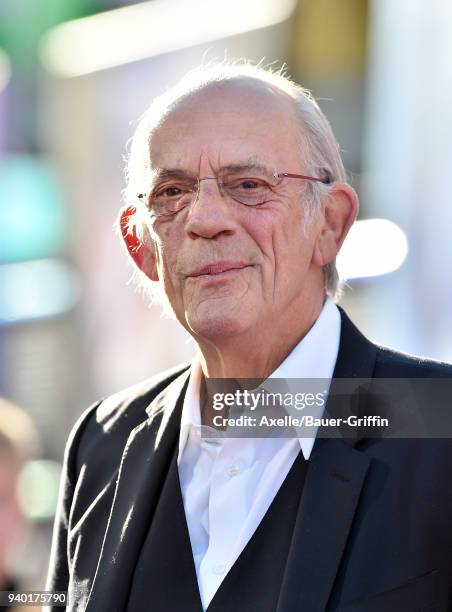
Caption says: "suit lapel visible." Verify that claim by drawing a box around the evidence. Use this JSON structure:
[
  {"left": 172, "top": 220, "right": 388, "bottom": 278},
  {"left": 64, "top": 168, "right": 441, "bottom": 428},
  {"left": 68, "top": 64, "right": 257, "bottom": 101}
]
[
  {"left": 84, "top": 369, "right": 191, "bottom": 612},
  {"left": 276, "top": 439, "right": 371, "bottom": 611},
  {"left": 314, "top": 307, "right": 379, "bottom": 446},
  {"left": 277, "top": 307, "right": 377, "bottom": 611}
]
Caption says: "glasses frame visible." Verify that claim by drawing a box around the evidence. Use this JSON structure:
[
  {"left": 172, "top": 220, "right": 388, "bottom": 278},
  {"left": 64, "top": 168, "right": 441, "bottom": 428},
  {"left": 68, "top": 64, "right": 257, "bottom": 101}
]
[
  {"left": 275, "top": 172, "right": 330, "bottom": 184},
  {"left": 136, "top": 170, "right": 331, "bottom": 216}
]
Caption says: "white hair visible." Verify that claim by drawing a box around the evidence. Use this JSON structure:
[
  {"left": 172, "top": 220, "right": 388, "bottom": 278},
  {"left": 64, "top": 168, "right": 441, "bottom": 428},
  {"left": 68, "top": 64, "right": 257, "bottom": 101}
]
[{"left": 122, "top": 59, "right": 348, "bottom": 302}]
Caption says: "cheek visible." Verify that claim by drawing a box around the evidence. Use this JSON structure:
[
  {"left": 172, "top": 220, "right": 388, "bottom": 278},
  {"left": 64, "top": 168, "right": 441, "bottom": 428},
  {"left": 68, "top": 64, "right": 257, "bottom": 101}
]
[
  {"left": 244, "top": 208, "right": 305, "bottom": 266},
  {"left": 241, "top": 209, "right": 277, "bottom": 256},
  {"left": 247, "top": 209, "right": 315, "bottom": 291},
  {"left": 151, "top": 225, "right": 179, "bottom": 271}
]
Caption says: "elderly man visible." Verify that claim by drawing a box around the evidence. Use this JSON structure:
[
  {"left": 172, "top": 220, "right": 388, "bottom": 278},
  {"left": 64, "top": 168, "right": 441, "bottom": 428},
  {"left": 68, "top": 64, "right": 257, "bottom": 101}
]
[{"left": 47, "top": 62, "right": 452, "bottom": 611}]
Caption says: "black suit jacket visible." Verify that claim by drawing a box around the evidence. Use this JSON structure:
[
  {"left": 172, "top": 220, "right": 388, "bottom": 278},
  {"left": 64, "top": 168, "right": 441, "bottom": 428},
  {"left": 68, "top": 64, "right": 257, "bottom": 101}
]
[{"left": 46, "top": 309, "right": 452, "bottom": 611}]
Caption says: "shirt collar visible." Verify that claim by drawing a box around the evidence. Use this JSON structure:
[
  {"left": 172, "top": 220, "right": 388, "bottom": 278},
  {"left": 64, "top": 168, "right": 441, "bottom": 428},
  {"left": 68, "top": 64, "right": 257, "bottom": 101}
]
[
  {"left": 268, "top": 297, "right": 341, "bottom": 458},
  {"left": 178, "top": 358, "right": 203, "bottom": 462},
  {"left": 178, "top": 297, "right": 341, "bottom": 461}
]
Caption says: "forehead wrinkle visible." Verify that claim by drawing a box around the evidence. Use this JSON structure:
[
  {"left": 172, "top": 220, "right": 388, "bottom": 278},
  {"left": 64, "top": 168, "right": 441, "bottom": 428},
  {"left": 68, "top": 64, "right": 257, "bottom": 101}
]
[{"left": 150, "top": 157, "right": 275, "bottom": 180}]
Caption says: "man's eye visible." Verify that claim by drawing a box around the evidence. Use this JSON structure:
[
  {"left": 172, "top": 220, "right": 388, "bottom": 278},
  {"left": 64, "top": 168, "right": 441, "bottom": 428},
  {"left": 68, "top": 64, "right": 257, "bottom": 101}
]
[
  {"left": 227, "top": 177, "right": 268, "bottom": 190},
  {"left": 152, "top": 183, "right": 193, "bottom": 200},
  {"left": 240, "top": 179, "right": 260, "bottom": 190},
  {"left": 155, "top": 185, "right": 185, "bottom": 198}
]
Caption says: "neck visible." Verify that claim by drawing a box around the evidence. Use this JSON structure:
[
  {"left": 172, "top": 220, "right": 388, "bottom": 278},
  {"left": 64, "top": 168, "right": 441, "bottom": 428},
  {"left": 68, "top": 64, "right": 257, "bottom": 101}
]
[{"left": 196, "top": 294, "right": 325, "bottom": 379}]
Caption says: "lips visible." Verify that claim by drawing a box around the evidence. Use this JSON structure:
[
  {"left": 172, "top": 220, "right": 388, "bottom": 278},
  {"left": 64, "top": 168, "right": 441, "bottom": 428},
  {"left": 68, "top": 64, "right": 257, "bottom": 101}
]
[{"left": 189, "top": 262, "right": 249, "bottom": 277}]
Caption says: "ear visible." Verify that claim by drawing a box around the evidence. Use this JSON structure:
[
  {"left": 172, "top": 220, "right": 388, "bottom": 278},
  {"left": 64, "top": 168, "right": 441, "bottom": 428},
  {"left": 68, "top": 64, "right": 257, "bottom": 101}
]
[
  {"left": 312, "top": 184, "right": 359, "bottom": 267},
  {"left": 118, "top": 205, "right": 159, "bottom": 281}
]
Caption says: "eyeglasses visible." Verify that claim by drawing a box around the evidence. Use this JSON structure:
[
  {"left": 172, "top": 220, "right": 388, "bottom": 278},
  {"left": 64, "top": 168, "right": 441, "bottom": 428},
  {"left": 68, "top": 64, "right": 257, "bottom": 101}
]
[{"left": 137, "top": 167, "right": 331, "bottom": 219}]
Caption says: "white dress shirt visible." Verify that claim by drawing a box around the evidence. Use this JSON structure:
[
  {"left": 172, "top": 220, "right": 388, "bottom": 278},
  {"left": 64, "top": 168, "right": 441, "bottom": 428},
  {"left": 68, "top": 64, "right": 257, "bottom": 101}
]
[{"left": 177, "top": 298, "right": 341, "bottom": 610}]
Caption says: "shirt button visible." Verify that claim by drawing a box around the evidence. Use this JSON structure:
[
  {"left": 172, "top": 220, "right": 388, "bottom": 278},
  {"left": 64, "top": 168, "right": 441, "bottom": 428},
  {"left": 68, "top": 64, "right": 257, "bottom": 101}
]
[
  {"left": 212, "top": 564, "right": 226, "bottom": 575},
  {"left": 227, "top": 463, "right": 240, "bottom": 477}
]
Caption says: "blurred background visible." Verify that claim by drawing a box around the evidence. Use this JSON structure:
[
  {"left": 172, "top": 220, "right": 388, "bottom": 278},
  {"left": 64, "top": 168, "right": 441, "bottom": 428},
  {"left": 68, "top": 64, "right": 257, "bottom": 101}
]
[{"left": 0, "top": 0, "right": 451, "bottom": 590}]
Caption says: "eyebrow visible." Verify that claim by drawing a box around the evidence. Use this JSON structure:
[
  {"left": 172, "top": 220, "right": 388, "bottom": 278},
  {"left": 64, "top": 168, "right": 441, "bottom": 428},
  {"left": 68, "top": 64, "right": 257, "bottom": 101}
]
[
  {"left": 150, "top": 161, "right": 275, "bottom": 180},
  {"left": 150, "top": 168, "right": 194, "bottom": 181},
  {"left": 221, "top": 162, "right": 275, "bottom": 178}
]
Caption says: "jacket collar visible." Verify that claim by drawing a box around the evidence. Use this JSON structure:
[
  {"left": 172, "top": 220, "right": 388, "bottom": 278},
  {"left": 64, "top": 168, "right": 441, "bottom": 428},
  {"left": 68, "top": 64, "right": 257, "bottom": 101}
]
[{"left": 276, "top": 307, "right": 377, "bottom": 611}]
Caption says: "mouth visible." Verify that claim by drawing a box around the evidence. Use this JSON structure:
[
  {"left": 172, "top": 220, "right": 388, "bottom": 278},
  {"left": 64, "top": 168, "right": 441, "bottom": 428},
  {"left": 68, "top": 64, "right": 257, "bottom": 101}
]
[{"left": 189, "top": 261, "right": 250, "bottom": 278}]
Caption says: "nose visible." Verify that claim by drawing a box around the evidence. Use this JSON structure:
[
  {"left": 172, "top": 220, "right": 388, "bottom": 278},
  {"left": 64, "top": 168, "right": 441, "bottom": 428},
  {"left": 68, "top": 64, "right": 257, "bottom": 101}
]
[{"left": 185, "top": 176, "right": 237, "bottom": 240}]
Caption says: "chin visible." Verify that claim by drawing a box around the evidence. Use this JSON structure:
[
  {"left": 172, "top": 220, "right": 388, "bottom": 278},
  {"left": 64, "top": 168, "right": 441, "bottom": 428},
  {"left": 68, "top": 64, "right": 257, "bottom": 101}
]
[{"left": 186, "top": 309, "right": 252, "bottom": 341}]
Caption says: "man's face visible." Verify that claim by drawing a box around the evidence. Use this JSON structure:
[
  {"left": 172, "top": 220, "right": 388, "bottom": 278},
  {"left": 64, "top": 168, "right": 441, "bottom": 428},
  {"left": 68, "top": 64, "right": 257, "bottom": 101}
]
[{"left": 144, "top": 80, "right": 325, "bottom": 342}]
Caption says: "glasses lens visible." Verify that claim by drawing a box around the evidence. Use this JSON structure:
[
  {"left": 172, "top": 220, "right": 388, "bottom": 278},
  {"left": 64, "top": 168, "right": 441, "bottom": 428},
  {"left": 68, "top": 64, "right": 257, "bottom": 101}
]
[
  {"left": 222, "top": 175, "right": 275, "bottom": 206},
  {"left": 149, "top": 179, "right": 196, "bottom": 217}
]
